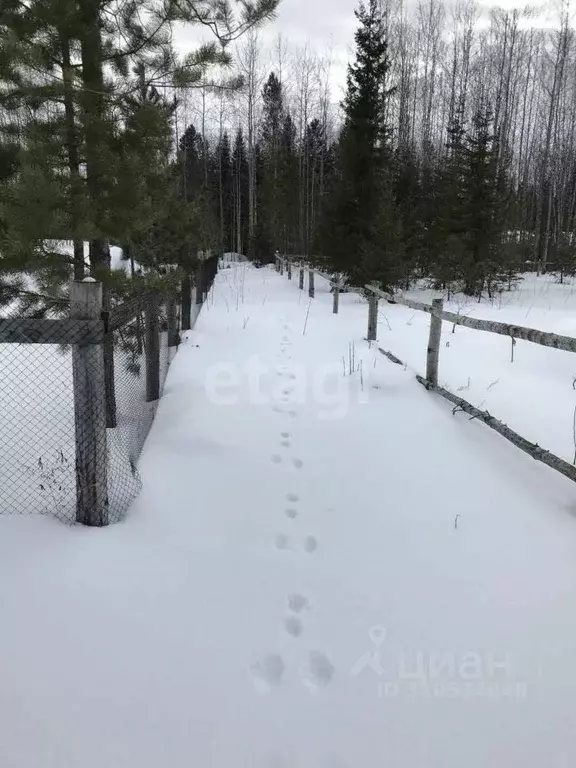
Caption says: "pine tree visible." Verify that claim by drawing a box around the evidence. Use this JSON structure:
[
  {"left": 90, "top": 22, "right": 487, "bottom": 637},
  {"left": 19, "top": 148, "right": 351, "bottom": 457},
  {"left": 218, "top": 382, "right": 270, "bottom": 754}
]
[{"left": 0, "top": 0, "right": 279, "bottom": 311}]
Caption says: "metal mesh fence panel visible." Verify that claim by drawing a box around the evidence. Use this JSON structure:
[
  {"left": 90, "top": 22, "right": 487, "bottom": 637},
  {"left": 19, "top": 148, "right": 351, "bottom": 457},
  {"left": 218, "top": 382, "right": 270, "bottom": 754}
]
[
  {"left": 0, "top": 339, "right": 76, "bottom": 522},
  {"left": 0, "top": 269, "right": 209, "bottom": 526},
  {"left": 106, "top": 295, "right": 174, "bottom": 519}
]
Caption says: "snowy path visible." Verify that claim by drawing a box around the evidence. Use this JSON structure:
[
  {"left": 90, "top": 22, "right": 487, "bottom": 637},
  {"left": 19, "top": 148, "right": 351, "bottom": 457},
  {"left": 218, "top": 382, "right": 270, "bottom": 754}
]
[{"left": 2, "top": 263, "right": 576, "bottom": 767}]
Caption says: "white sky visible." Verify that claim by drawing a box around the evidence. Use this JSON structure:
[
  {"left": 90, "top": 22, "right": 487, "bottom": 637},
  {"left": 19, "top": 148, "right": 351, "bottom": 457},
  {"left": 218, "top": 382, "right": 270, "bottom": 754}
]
[{"left": 172, "top": 0, "right": 562, "bottom": 128}]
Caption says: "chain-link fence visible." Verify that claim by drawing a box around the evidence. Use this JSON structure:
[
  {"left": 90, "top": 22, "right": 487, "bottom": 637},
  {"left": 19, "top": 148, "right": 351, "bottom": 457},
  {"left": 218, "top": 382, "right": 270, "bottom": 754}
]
[{"left": 0, "top": 257, "right": 218, "bottom": 526}]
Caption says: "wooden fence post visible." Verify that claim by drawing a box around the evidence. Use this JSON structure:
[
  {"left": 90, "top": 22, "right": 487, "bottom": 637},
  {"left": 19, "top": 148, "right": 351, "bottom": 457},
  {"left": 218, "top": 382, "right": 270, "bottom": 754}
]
[
  {"left": 287, "top": 259, "right": 292, "bottom": 280},
  {"left": 299, "top": 266, "right": 305, "bottom": 290},
  {"left": 426, "top": 298, "right": 443, "bottom": 387},
  {"left": 167, "top": 293, "right": 178, "bottom": 349},
  {"left": 196, "top": 259, "right": 205, "bottom": 305},
  {"left": 145, "top": 295, "right": 160, "bottom": 402},
  {"left": 332, "top": 281, "right": 340, "bottom": 314},
  {"left": 70, "top": 279, "right": 109, "bottom": 527},
  {"left": 181, "top": 273, "right": 192, "bottom": 331},
  {"left": 103, "top": 313, "right": 117, "bottom": 428},
  {"left": 367, "top": 292, "right": 378, "bottom": 341},
  {"left": 309, "top": 269, "right": 315, "bottom": 298},
  {"left": 280, "top": 258, "right": 284, "bottom": 276}
]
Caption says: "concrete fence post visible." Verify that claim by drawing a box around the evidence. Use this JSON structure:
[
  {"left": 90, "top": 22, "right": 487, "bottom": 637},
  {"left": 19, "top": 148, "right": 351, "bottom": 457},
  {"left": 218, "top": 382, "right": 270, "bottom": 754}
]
[
  {"left": 70, "top": 279, "right": 109, "bottom": 526},
  {"left": 145, "top": 295, "right": 160, "bottom": 403}
]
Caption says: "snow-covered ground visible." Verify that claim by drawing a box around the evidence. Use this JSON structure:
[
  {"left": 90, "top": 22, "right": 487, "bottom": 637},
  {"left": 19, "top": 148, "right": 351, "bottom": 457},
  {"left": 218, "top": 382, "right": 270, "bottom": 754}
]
[{"left": 2, "top": 263, "right": 576, "bottom": 767}]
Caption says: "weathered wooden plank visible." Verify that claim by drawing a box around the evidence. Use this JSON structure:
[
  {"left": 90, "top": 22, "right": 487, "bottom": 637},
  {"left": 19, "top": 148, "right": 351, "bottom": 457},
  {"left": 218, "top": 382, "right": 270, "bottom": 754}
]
[
  {"left": 0, "top": 318, "right": 103, "bottom": 344},
  {"left": 366, "top": 284, "right": 576, "bottom": 354},
  {"left": 378, "top": 347, "right": 404, "bottom": 366},
  {"left": 365, "top": 284, "right": 435, "bottom": 314},
  {"left": 313, "top": 268, "right": 336, "bottom": 283},
  {"left": 332, "top": 281, "right": 340, "bottom": 314},
  {"left": 426, "top": 298, "right": 443, "bottom": 386},
  {"left": 416, "top": 375, "right": 576, "bottom": 484},
  {"left": 367, "top": 294, "right": 378, "bottom": 341},
  {"left": 440, "top": 310, "right": 576, "bottom": 352}
]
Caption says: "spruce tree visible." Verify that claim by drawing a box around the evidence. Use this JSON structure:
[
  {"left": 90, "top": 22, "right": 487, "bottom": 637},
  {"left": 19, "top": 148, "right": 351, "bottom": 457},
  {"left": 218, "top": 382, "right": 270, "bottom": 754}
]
[
  {"left": 260, "top": 72, "right": 284, "bottom": 256},
  {"left": 323, "top": 0, "right": 400, "bottom": 288},
  {"left": 232, "top": 128, "right": 249, "bottom": 255},
  {"left": 462, "top": 105, "right": 506, "bottom": 296}
]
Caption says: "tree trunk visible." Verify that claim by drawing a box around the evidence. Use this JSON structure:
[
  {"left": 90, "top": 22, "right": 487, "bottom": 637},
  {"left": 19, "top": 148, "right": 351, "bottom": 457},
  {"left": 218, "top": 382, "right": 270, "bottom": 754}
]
[{"left": 61, "top": 35, "right": 85, "bottom": 280}]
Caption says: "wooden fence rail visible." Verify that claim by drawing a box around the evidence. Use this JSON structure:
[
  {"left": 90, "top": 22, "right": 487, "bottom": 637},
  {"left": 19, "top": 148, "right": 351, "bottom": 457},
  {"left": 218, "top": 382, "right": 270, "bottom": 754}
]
[
  {"left": 275, "top": 255, "right": 576, "bottom": 488},
  {"left": 365, "top": 283, "right": 576, "bottom": 354}
]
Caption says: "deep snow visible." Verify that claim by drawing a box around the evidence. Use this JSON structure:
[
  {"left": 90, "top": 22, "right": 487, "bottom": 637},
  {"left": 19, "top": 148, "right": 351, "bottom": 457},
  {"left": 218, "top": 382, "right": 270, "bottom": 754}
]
[{"left": 1, "top": 263, "right": 576, "bottom": 767}]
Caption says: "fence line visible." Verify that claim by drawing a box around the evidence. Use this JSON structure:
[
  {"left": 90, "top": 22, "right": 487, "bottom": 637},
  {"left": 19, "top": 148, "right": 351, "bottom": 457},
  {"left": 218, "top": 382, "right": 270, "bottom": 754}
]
[
  {"left": 275, "top": 255, "right": 576, "bottom": 487},
  {"left": 0, "top": 255, "right": 219, "bottom": 526}
]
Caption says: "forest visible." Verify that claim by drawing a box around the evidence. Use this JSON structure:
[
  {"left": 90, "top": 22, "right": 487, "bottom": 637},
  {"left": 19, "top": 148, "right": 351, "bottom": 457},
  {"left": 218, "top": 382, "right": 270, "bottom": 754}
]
[{"left": 2, "top": 0, "right": 576, "bottom": 305}]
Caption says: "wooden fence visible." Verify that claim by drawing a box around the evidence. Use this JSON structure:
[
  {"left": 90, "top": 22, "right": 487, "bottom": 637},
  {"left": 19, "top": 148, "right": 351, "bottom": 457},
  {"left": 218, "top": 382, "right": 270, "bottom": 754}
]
[{"left": 275, "top": 255, "right": 576, "bottom": 486}]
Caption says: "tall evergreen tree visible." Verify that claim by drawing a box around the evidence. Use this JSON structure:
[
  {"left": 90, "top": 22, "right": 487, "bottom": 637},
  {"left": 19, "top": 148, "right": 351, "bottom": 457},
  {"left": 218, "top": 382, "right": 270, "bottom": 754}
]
[
  {"left": 232, "top": 127, "right": 249, "bottom": 255},
  {"left": 323, "top": 0, "right": 400, "bottom": 288},
  {"left": 215, "top": 131, "right": 234, "bottom": 252},
  {"left": 462, "top": 105, "right": 507, "bottom": 296},
  {"left": 0, "top": 0, "right": 279, "bottom": 312},
  {"left": 260, "top": 72, "right": 284, "bottom": 256}
]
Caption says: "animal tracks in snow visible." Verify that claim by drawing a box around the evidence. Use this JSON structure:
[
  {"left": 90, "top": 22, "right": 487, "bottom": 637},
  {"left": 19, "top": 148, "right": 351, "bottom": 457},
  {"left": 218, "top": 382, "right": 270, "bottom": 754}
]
[
  {"left": 288, "top": 593, "right": 309, "bottom": 613},
  {"left": 304, "top": 652, "right": 335, "bottom": 689},
  {"left": 304, "top": 536, "right": 318, "bottom": 553},
  {"left": 265, "top": 325, "right": 330, "bottom": 689},
  {"left": 251, "top": 654, "right": 285, "bottom": 691},
  {"left": 284, "top": 616, "right": 303, "bottom": 638}
]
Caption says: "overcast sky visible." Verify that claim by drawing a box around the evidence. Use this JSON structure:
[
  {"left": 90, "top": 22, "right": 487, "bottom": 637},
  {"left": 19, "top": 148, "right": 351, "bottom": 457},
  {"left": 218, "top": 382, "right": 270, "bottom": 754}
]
[{"left": 173, "top": 0, "right": 552, "bottom": 110}]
